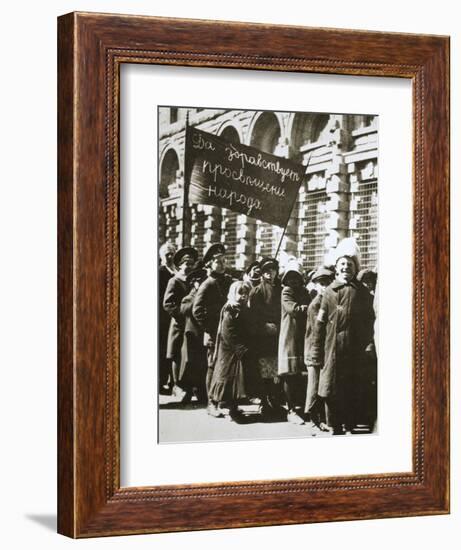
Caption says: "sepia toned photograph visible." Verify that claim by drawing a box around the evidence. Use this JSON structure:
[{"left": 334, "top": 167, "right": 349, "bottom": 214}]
[{"left": 157, "top": 106, "right": 378, "bottom": 444}]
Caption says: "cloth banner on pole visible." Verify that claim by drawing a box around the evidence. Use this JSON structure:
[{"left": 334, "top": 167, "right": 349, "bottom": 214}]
[{"left": 186, "top": 127, "right": 305, "bottom": 227}]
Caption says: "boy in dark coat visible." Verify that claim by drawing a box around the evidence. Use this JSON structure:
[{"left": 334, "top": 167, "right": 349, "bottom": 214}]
[
  {"left": 303, "top": 266, "right": 334, "bottom": 430},
  {"left": 158, "top": 242, "right": 177, "bottom": 394},
  {"left": 192, "top": 243, "right": 233, "bottom": 416},
  {"left": 307, "top": 238, "right": 375, "bottom": 434},
  {"left": 356, "top": 268, "right": 378, "bottom": 429},
  {"left": 248, "top": 258, "right": 283, "bottom": 419},
  {"left": 163, "top": 247, "right": 198, "bottom": 400},
  {"left": 179, "top": 267, "right": 208, "bottom": 403}
]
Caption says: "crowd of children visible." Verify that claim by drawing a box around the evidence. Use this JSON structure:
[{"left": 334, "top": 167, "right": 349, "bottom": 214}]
[{"left": 159, "top": 238, "right": 377, "bottom": 435}]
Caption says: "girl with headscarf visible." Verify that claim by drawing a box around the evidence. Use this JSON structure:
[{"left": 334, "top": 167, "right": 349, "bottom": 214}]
[{"left": 208, "top": 281, "right": 252, "bottom": 422}]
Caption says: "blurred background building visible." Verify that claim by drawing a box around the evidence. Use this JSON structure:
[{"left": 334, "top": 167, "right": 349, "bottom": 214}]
[{"left": 158, "top": 107, "right": 378, "bottom": 271}]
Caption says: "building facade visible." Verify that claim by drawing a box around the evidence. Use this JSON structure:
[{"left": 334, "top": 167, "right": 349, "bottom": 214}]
[{"left": 159, "top": 107, "right": 378, "bottom": 271}]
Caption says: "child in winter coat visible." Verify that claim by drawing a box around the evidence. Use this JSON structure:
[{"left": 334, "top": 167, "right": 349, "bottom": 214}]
[
  {"left": 178, "top": 267, "right": 208, "bottom": 403},
  {"left": 304, "top": 266, "right": 334, "bottom": 430},
  {"left": 307, "top": 238, "right": 375, "bottom": 434},
  {"left": 278, "top": 260, "right": 310, "bottom": 425},
  {"left": 208, "top": 281, "right": 252, "bottom": 422}
]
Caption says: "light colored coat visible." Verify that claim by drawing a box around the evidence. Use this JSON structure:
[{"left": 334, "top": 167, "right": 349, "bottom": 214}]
[{"left": 308, "top": 280, "right": 375, "bottom": 398}]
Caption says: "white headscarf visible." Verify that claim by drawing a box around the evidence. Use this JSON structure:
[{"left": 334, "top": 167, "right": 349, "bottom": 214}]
[{"left": 227, "top": 280, "right": 251, "bottom": 306}]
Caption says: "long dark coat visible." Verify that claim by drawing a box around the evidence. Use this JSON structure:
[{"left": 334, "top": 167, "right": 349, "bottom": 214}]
[
  {"left": 278, "top": 285, "right": 310, "bottom": 375},
  {"left": 304, "top": 293, "right": 323, "bottom": 365},
  {"left": 179, "top": 288, "right": 206, "bottom": 388},
  {"left": 248, "top": 280, "right": 281, "bottom": 358},
  {"left": 208, "top": 304, "right": 249, "bottom": 403},
  {"left": 159, "top": 265, "right": 175, "bottom": 384},
  {"left": 192, "top": 273, "right": 232, "bottom": 341},
  {"left": 304, "top": 293, "right": 323, "bottom": 413},
  {"left": 163, "top": 275, "right": 189, "bottom": 363},
  {"left": 308, "top": 279, "right": 375, "bottom": 399}
]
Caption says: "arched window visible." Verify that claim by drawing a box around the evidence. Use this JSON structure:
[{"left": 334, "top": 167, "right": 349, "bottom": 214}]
[
  {"left": 159, "top": 148, "right": 179, "bottom": 199},
  {"left": 249, "top": 112, "right": 281, "bottom": 154},
  {"left": 289, "top": 113, "right": 329, "bottom": 160},
  {"left": 219, "top": 125, "right": 240, "bottom": 145}
]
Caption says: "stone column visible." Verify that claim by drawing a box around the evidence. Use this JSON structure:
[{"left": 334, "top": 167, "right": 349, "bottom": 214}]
[
  {"left": 202, "top": 205, "right": 222, "bottom": 249},
  {"left": 160, "top": 180, "right": 182, "bottom": 248},
  {"left": 324, "top": 168, "right": 350, "bottom": 252},
  {"left": 344, "top": 122, "right": 379, "bottom": 268},
  {"left": 322, "top": 118, "right": 351, "bottom": 263},
  {"left": 273, "top": 136, "right": 297, "bottom": 259},
  {"left": 235, "top": 214, "right": 257, "bottom": 270}
]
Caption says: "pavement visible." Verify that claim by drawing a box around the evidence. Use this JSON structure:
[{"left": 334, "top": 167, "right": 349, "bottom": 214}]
[{"left": 158, "top": 392, "right": 372, "bottom": 444}]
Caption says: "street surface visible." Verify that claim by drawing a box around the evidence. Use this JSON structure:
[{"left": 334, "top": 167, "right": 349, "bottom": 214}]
[{"left": 158, "top": 393, "right": 373, "bottom": 444}]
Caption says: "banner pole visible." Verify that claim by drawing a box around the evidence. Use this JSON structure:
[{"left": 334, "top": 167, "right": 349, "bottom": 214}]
[
  {"left": 274, "top": 152, "right": 313, "bottom": 260},
  {"left": 182, "top": 110, "right": 191, "bottom": 246}
]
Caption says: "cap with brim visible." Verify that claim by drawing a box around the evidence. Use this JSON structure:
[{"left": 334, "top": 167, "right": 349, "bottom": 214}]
[
  {"left": 173, "top": 247, "right": 198, "bottom": 268},
  {"left": 281, "top": 269, "right": 303, "bottom": 285},
  {"left": 186, "top": 268, "right": 207, "bottom": 285},
  {"left": 203, "top": 243, "right": 226, "bottom": 265},
  {"left": 281, "top": 259, "right": 304, "bottom": 284},
  {"left": 312, "top": 266, "right": 334, "bottom": 282},
  {"left": 259, "top": 258, "right": 278, "bottom": 273}
]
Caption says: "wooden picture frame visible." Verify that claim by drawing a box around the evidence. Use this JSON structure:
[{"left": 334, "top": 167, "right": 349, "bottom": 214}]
[{"left": 57, "top": 12, "right": 450, "bottom": 537}]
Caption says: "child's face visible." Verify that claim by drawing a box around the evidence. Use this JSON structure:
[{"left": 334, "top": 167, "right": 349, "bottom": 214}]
[
  {"left": 234, "top": 288, "right": 249, "bottom": 307},
  {"left": 315, "top": 277, "right": 331, "bottom": 295},
  {"left": 335, "top": 257, "right": 356, "bottom": 284},
  {"left": 179, "top": 255, "right": 194, "bottom": 274},
  {"left": 161, "top": 249, "right": 175, "bottom": 267},
  {"left": 210, "top": 254, "right": 226, "bottom": 274},
  {"left": 262, "top": 268, "right": 276, "bottom": 283}
]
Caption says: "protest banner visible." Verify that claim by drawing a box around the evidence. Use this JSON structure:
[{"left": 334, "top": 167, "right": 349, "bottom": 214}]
[{"left": 185, "top": 126, "right": 305, "bottom": 227}]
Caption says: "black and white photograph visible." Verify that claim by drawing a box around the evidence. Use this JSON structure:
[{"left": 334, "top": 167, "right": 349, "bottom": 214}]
[
  {"left": 2, "top": 0, "right": 455, "bottom": 546},
  {"left": 158, "top": 106, "right": 378, "bottom": 443}
]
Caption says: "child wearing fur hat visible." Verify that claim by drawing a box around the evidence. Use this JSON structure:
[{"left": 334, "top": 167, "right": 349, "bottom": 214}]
[
  {"left": 278, "top": 260, "right": 310, "bottom": 425},
  {"left": 307, "top": 238, "right": 375, "bottom": 434}
]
